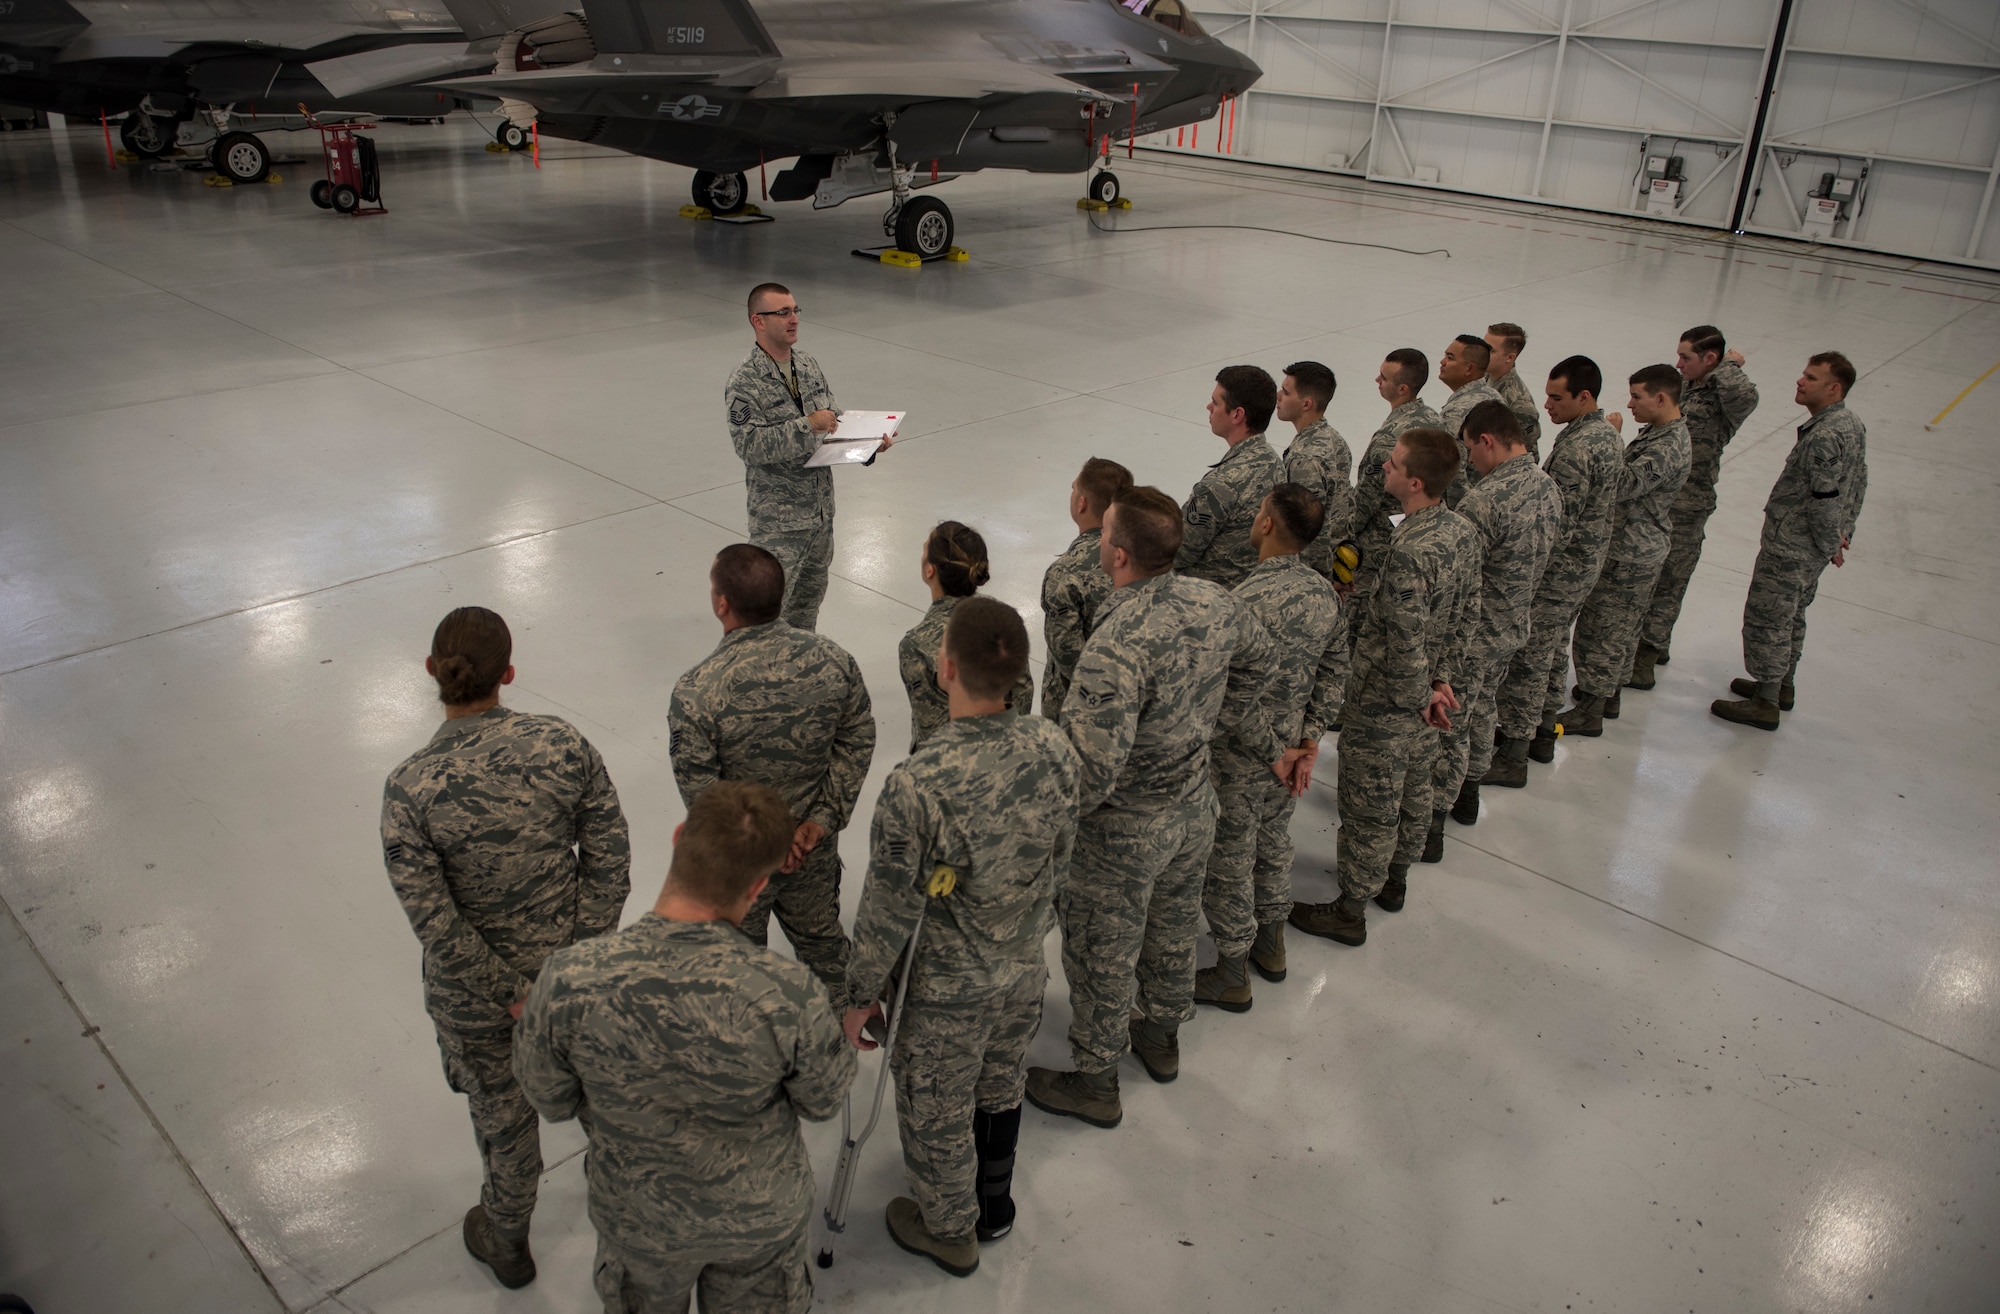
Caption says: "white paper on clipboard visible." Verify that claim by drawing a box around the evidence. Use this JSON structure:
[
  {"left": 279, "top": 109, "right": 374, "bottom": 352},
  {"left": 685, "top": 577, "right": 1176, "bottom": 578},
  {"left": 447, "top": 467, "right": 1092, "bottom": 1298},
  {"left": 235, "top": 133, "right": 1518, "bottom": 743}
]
[
  {"left": 802, "top": 410, "right": 903, "bottom": 467},
  {"left": 805, "top": 438, "right": 885, "bottom": 467}
]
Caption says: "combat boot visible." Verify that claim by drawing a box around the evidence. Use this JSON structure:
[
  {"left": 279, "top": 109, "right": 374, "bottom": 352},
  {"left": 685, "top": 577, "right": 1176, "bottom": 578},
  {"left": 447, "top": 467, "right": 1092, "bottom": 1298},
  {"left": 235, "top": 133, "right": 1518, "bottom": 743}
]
[
  {"left": 1527, "top": 724, "right": 1558, "bottom": 763},
  {"left": 1128, "top": 1018, "right": 1179, "bottom": 1083},
  {"left": 1483, "top": 735, "right": 1529, "bottom": 789},
  {"left": 1450, "top": 778, "right": 1480, "bottom": 825},
  {"left": 1603, "top": 689, "right": 1622, "bottom": 719},
  {"left": 1374, "top": 863, "right": 1408, "bottom": 913},
  {"left": 1025, "top": 1066, "right": 1122, "bottom": 1128},
  {"left": 1626, "top": 644, "right": 1662, "bottom": 690},
  {"left": 1290, "top": 894, "right": 1367, "bottom": 946},
  {"left": 1556, "top": 696, "right": 1604, "bottom": 737},
  {"left": 1193, "top": 953, "right": 1253, "bottom": 1012},
  {"left": 886, "top": 1197, "right": 979, "bottom": 1277},
  {"left": 1710, "top": 694, "right": 1780, "bottom": 731},
  {"left": 462, "top": 1206, "right": 536, "bottom": 1290},
  {"left": 972, "top": 1105, "right": 1021, "bottom": 1242},
  {"left": 1730, "top": 677, "right": 1795, "bottom": 711},
  {"left": 1420, "top": 809, "right": 1446, "bottom": 863},
  {"left": 1249, "top": 921, "right": 1287, "bottom": 982}
]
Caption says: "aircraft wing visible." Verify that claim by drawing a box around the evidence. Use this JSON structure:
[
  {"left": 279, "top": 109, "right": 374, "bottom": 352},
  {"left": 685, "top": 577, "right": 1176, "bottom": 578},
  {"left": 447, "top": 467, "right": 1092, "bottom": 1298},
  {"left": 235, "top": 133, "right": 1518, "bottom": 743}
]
[
  {"left": 752, "top": 57, "right": 1120, "bottom": 102},
  {"left": 307, "top": 41, "right": 494, "bottom": 99}
]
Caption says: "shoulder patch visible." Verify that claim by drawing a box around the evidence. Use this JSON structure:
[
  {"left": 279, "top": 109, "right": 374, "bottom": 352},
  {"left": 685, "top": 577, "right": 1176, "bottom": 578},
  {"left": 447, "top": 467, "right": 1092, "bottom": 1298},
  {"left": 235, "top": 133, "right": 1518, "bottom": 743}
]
[{"left": 729, "top": 396, "right": 752, "bottom": 427}]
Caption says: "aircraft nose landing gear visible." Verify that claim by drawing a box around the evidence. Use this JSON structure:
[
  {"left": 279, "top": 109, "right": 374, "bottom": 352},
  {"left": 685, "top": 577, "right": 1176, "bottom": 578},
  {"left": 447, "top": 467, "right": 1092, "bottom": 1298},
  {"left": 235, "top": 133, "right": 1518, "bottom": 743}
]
[
  {"left": 1089, "top": 171, "right": 1120, "bottom": 205},
  {"left": 692, "top": 169, "right": 751, "bottom": 216}
]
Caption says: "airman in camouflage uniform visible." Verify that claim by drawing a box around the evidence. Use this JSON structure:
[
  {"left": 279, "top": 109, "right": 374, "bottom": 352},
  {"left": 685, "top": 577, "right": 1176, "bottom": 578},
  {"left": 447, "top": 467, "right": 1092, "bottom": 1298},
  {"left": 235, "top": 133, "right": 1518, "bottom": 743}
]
[
  {"left": 1275, "top": 361, "right": 1355, "bottom": 583},
  {"left": 1041, "top": 528, "right": 1110, "bottom": 722},
  {"left": 1492, "top": 368, "right": 1544, "bottom": 460},
  {"left": 1349, "top": 353, "right": 1443, "bottom": 638},
  {"left": 1177, "top": 364, "right": 1285, "bottom": 588},
  {"left": 1564, "top": 367, "right": 1692, "bottom": 731},
  {"left": 670, "top": 605, "right": 874, "bottom": 991},
  {"left": 382, "top": 705, "right": 631, "bottom": 1271},
  {"left": 845, "top": 650, "right": 1081, "bottom": 1272},
  {"left": 1488, "top": 361, "right": 1625, "bottom": 780},
  {"left": 1637, "top": 339, "right": 1760, "bottom": 679},
  {"left": 1438, "top": 335, "right": 1505, "bottom": 506},
  {"left": 1429, "top": 404, "right": 1561, "bottom": 839},
  {"left": 901, "top": 595, "right": 1036, "bottom": 751},
  {"left": 1293, "top": 429, "right": 1478, "bottom": 945},
  {"left": 1714, "top": 355, "right": 1868, "bottom": 730},
  {"left": 514, "top": 783, "right": 853, "bottom": 1314}
]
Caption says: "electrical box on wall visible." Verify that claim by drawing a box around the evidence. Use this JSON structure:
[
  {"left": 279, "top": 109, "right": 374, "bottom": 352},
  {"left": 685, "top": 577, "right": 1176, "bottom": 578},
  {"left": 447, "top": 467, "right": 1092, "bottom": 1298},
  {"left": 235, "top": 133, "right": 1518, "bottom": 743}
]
[
  {"left": 1641, "top": 154, "right": 1684, "bottom": 216},
  {"left": 1802, "top": 172, "right": 1857, "bottom": 239}
]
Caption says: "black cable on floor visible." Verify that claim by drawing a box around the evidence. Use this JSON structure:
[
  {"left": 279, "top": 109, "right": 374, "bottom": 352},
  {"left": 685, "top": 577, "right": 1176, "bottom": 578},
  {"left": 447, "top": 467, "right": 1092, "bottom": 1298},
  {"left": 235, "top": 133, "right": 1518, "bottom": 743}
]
[{"left": 1085, "top": 208, "right": 1451, "bottom": 258}]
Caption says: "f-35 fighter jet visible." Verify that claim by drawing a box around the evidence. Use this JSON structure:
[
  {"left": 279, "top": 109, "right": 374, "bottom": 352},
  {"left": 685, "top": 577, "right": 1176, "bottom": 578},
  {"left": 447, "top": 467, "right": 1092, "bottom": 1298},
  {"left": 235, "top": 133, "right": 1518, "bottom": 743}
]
[{"left": 434, "top": 0, "right": 1262, "bottom": 256}]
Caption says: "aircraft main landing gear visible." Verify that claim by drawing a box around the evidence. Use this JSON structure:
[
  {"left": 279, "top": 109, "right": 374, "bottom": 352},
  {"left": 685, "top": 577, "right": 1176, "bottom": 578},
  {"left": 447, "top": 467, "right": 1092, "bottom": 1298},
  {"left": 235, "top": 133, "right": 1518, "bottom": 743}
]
[
  {"left": 893, "top": 196, "right": 955, "bottom": 259},
  {"left": 692, "top": 170, "right": 750, "bottom": 216},
  {"left": 118, "top": 112, "right": 177, "bottom": 158},
  {"left": 211, "top": 131, "right": 271, "bottom": 184},
  {"left": 1089, "top": 171, "right": 1120, "bottom": 205},
  {"left": 496, "top": 120, "right": 529, "bottom": 151}
]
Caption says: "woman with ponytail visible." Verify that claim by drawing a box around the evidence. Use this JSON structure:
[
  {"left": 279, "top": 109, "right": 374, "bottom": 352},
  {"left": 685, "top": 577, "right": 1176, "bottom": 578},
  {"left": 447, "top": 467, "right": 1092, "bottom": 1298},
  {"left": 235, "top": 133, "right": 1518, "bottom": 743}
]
[{"left": 899, "top": 522, "right": 1035, "bottom": 751}]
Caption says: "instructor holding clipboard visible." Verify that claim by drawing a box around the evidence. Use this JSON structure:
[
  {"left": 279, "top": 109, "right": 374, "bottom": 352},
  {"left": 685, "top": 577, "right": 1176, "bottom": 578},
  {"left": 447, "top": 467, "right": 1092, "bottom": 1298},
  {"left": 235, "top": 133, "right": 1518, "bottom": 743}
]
[{"left": 726, "top": 282, "right": 894, "bottom": 631}]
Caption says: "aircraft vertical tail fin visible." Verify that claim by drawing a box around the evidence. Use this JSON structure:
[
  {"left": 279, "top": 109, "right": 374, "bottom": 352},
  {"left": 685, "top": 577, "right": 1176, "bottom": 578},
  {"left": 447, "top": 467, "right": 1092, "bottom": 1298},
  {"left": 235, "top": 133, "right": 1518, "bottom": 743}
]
[{"left": 581, "top": 0, "right": 779, "bottom": 59}]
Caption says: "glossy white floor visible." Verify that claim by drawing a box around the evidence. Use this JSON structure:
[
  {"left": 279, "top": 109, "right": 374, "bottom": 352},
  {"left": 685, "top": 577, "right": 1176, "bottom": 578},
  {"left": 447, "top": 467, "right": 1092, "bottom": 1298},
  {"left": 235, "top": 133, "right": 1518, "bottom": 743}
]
[{"left": 2, "top": 118, "right": 1997, "bottom": 1314}]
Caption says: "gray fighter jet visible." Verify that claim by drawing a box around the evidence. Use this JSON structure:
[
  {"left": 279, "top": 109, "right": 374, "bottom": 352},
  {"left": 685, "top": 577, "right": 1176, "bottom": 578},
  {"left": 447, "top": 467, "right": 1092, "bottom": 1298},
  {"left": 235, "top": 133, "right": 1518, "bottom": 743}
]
[
  {"left": 433, "top": 0, "right": 1261, "bottom": 256},
  {"left": 0, "top": 0, "right": 499, "bottom": 182}
]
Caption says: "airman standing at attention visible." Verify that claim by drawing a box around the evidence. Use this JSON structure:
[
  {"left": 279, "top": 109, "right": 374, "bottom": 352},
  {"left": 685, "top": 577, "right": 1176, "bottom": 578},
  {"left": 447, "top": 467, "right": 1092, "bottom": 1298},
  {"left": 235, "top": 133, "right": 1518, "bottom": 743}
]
[
  {"left": 899, "top": 521, "right": 1034, "bottom": 751},
  {"left": 1274, "top": 361, "right": 1354, "bottom": 583},
  {"left": 1484, "top": 322, "right": 1543, "bottom": 460},
  {"left": 1041, "top": 458, "right": 1134, "bottom": 723},
  {"left": 670, "top": 545, "right": 875, "bottom": 992},
  {"left": 1175, "top": 365, "right": 1285, "bottom": 588},
  {"left": 726, "top": 281, "right": 893, "bottom": 631},
  {"left": 1290, "top": 429, "right": 1477, "bottom": 945},
  {"left": 1437, "top": 334, "right": 1504, "bottom": 505},
  {"left": 844, "top": 598, "right": 1081, "bottom": 1278},
  {"left": 382, "top": 606, "right": 632, "bottom": 1291},
  {"left": 1347, "top": 349, "right": 1443, "bottom": 652},
  {"left": 1026, "top": 488, "right": 1277, "bottom": 1128},
  {"left": 515, "top": 781, "right": 853, "bottom": 1314}
]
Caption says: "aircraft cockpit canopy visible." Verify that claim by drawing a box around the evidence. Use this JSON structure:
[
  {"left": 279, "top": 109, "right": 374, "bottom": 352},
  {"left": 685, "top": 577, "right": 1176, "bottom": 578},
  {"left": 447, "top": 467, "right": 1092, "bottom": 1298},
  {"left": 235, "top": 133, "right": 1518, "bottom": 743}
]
[{"left": 1119, "top": 0, "right": 1207, "bottom": 39}]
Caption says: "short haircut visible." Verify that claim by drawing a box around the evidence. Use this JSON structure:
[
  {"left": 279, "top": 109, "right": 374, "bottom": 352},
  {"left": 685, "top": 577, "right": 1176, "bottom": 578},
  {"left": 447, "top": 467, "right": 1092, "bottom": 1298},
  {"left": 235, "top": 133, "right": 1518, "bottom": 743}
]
[
  {"left": 1453, "top": 334, "right": 1493, "bottom": 373},
  {"left": 431, "top": 606, "right": 511, "bottom": 705},
  {"left": 1214, "top": 364, "right": 1278, "bottom": 434},
  {"left": 669, "top": 781, "right": 797, "bottom": 907},
  {"left": 1107, "top": 485, "right": 1184, "bottom": 574},
  {"left": 1075, "top": 457, "right": 1134, "bottom": 515},
  {"left": 1397, "top": 427, "right": 1461, "bottom": 499},
  {"left": 1549, "top": 355, "right": 1602, "bottom": 400},
  {"left": 1487, "top": 322, "right": 1527, "bottom": 355},
  {"left": 712, "top": 543, "right": 785, "bottom": 625},
  {"left": 1384, "top": 347, "right": 1430, "bottom": 394},
  {"left": 1629, "top": 363, "right": 1683, "bottom": 403},
  {"left": 747, "top": 281, "right": 791, "bottom": 313},
  {"left": 1809, "top": 350, "right": 1857, "bottom": 395},
  {"left": 926, "top": 520, "right": 992, "bottom": 598},
  {"left": 1461, "top": 399, "right": 1525, "bottom": 450},
  {"left": 1680, "top": 324, "right": 1726, "bottom": 359},
  {"left": 1283, "top": 360, "right": 1337, "bottom": 411},
  {"left": 1264, "top": 482, "right": 1325, "bottom": 548},
  {"left": 944, "top": 596, "right": 1030, "bottom": 700}
]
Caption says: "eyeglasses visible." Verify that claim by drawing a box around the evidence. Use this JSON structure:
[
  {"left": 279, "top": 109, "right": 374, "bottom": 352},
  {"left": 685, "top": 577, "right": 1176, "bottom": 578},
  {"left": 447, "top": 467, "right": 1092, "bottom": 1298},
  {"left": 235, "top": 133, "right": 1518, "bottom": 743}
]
[{"left": 753, "top": 305, "right": 801, "bottom": 319}]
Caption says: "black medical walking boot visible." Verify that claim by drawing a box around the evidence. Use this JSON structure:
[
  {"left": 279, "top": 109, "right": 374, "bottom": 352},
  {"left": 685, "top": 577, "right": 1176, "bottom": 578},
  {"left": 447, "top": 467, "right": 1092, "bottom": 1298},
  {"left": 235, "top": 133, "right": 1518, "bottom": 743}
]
[
  {"left": 1450, "top": 778, "right": 1480, "bottom": 825},
  {"left": 1128, "top": 1017, "right": 1179, "bottom": 1083},
  {"left": 1483, "top": 735, "right": 1529, "bottom": 788},
  {"left": 886, "top": 1197, "right": 979, "bottom": 1277},
  {"left": 1374, "top": 863, "right": 1409, "bottom": 913},
  {"left": 1290, "top": 893, "right": 1367, "bottom": 946},
  {"left": 1627, "top": 644, "right": 1662, "bottom": 690},
  {"left": 1249, "top": 920, "right": 1288, "bottom": 982},
  {"left": 1420, "top": 809, "right": 1446, "bottom": 863},
  {"left": 972, "top": 1105, "right": 1021, "bottom": 1242},
  {"left": 1193, "top": 953, "right": 1253, "bottom": 1012},
  {"left": 1528, "top": 723, "right": 1558, "bottom": 763},
  {"left": 1730, "top": 676, "right": 1795, "bottom": 711},
  {"left": 1025, "top": 1066, "right": 1122, "bottom": 1129},
  {"left": 463, "top": 1205, "right": 536, "bottom": 1290},
  {"left": 1557, "top": 695, "right": 1604, "bottom": 738}
]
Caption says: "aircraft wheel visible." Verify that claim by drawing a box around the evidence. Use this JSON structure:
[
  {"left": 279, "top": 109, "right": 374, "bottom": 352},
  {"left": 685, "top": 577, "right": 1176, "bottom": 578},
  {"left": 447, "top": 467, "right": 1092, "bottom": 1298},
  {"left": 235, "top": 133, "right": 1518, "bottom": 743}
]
[
  {"left": 310, "top": 180, "right": 333, "bottom": 209},
  {"left": 214, "top": 131, "right": 271, "bottom": 184},
  {"left": 692, "top": 169, "right": 749, "bottom": 215},
  {"left": 496, "top": 120, "right": 529, "bottom": 151},
  {"left": 118, "top": 113, "right": 176, "bottom": 158},
  {"left": 331, "top": 183, "right": 361, "bottom": 214},
  {"left": 894, "top": 195, "right": 954, "bottom": 259},
  {"left": 1090, "top": 170, "right": 1121, "bottom": 205}
]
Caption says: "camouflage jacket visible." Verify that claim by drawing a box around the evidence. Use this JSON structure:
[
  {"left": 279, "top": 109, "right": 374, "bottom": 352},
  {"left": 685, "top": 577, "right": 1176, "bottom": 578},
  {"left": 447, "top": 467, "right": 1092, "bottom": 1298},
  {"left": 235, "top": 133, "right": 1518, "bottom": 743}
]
[
  {"left": 1062, "top": 573, "right": 1278, "bottom": 813},
  {"left": 1348, "top": 503, "right": 1480, "bottom": 716},
  {"left": 1493, "top": 368, "right": 1545, "bottom": 459},
  {"left": 900, "top": 596, "right": 1036, "bottom": 752},
  {"left": 1761, "top": 401, "right": 1868, "bottom": 559},
  {"left": 1608, "top": 417, "right": 1692, "bottom": 566},
  {"left": 726, "top": 345, "right": 841, "bottom": 536},
  {"left": 1282, "top": 417, "right": 1355, "bottom": 581},
  {"left": 1352, "top": 398, "right": 1443, "bottom": 596},
  {"left": 1441, "top": 376, "right": 1504, "bottom": 505},
  {"left": 1040, "top": 528, "right": 1112, "bottom": 723},
  {"left": 1538, "top": 409, "right": 1625, "bottom": 604},
  {"left": 669, "top": 621, "right": 875, "bottom": 836},
  {"left": 1175, "top": 434, "right": 1284, "bottom": 588},
  {"left": 1226, "top": 554, "right": 1346, "bottom": 751},
  {"left": 845, "top": 714, "right": 1080, "bottom": 1011},
  {"left": 514, "top": 916, "right": 854, "bottom": 1261},
  {"left": 382, "top": 707, "right": 631, "bottom": 1023},
  {"left": 1680, "top": 360, "right": 1760, "bottom": 502},
  {"left": 1455, "top": 453, "right": 1562, "bottom": 663}
]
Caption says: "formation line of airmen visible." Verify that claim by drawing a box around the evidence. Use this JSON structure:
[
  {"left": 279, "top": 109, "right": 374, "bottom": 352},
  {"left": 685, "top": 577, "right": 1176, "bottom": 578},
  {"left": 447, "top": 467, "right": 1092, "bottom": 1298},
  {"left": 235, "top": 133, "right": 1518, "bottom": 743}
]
[{"left": 379, "top": 287, "right": 1869, "bottom": 1310}]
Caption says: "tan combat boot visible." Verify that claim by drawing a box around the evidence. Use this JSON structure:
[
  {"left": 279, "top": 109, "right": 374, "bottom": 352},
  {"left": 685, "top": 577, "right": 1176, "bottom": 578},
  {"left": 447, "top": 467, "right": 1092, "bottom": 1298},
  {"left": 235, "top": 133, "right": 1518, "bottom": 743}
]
[
  {"left": 1731, "top": 676, "right": 1794, "bottom": 710},
  {"left": 1627, "top": 644, "right": 1662, "bottom": 690},
  {"left": 1420, "top": 809, "right": 1446, "bottom": 863},
  {"left": 1711, "top": 693, "right": 1780, "bottom": 730},
  {"left": 1128, "top": 1017, "right": 1179, "bottom": 1082},
  {"left": 1557, "top": 695, "right": 1604, "bottom": 737},
  {"left": 1374, "top": 863, "right": 1409, "bottom": 913},
  {"left": 886, "top": 1197, "right": 979, "bottom": 1277},
  {"left": 1290, "top": 894, "right": 1367, "bottom": 946},
  {"left": 1193, "top": 953, "right": 1253, "bottom": 1012},
  {"left": 1483, "top": 735, "right": 1529, "bottom": 788},
  {"left": 462, "top": 1205, "right": 536, "bottom": 1289},
  {"left": 1249, "top": 921, "right": 1287, "bottom": 982},
  {"left": 1025, "top": 1066, "right": 1122, "bottom": 1128}
]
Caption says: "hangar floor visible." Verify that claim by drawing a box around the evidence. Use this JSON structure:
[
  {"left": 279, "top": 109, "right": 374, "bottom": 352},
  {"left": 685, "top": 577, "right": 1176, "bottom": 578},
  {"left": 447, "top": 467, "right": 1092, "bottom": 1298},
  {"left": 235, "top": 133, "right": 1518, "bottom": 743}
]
[{"left": 2, "top": 118, "right": 1997, "bottom": 1314}]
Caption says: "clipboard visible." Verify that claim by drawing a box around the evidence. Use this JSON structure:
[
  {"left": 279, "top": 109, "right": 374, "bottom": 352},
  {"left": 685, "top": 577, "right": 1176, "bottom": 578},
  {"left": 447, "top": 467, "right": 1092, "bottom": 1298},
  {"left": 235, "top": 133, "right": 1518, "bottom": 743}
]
[
  {"left": 803, "top": 410, "right": 904, "bottom": 467},
  {"left": 805, "top": 438, "right": 885, "bottom": 467}
]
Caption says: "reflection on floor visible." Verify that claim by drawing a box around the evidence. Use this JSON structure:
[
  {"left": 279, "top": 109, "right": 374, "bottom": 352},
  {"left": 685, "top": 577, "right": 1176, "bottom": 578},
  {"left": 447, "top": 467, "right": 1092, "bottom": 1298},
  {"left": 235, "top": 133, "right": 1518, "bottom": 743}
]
[{"left": 2, "top": 119, "right": 1997, "bottom": 1314}]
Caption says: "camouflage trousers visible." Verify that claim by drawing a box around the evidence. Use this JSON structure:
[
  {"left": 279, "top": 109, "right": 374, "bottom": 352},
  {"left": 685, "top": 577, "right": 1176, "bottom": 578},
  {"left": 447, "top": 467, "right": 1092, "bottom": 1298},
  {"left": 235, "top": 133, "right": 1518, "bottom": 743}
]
[
  {"left": 756, "top": 522, "right": 833, "bottom": 633},
  {"left": 1641, "top": 481, "right": 1718, "bottom": 654},
  {"left": 1431, "top": 654, "right": 1505, "bottom": 803},
  {"left": 1742, "top": 539, "right": 1828, "bottom": 682},
  {"left": 1059, "top": 789, "right": 1219, "bottom": 1074},
  {"left": 1200, "top": 747, "right": 1298, "bottom": 957},
  {"left": 742, "top": 841, "right": 851, "bottom": 992},
  {"left": 591, "top": 1222, "right": 812, "bottom": 1314},
  {"left": 434, "top": 1019, "right": 540, "bottom": 1239},
  {"left": 1495, "top": 579, "right": 1595, "bottom": 738},
  {"left": 891, "top": 967, "right": 1045, "bottom": 1239},
  {"left": 1335, "top": 704, "right": 1436, "bottom": 901},
  {"left": 1571, "top": 554, "right": 1666, "bottom": 699}
]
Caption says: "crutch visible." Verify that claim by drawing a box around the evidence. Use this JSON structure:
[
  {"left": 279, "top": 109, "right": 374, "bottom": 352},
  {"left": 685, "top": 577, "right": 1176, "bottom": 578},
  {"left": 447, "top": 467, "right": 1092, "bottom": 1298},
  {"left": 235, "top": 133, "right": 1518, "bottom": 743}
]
[{"left": 817, "top": 864, "right": 956, "bottom": 1268}]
